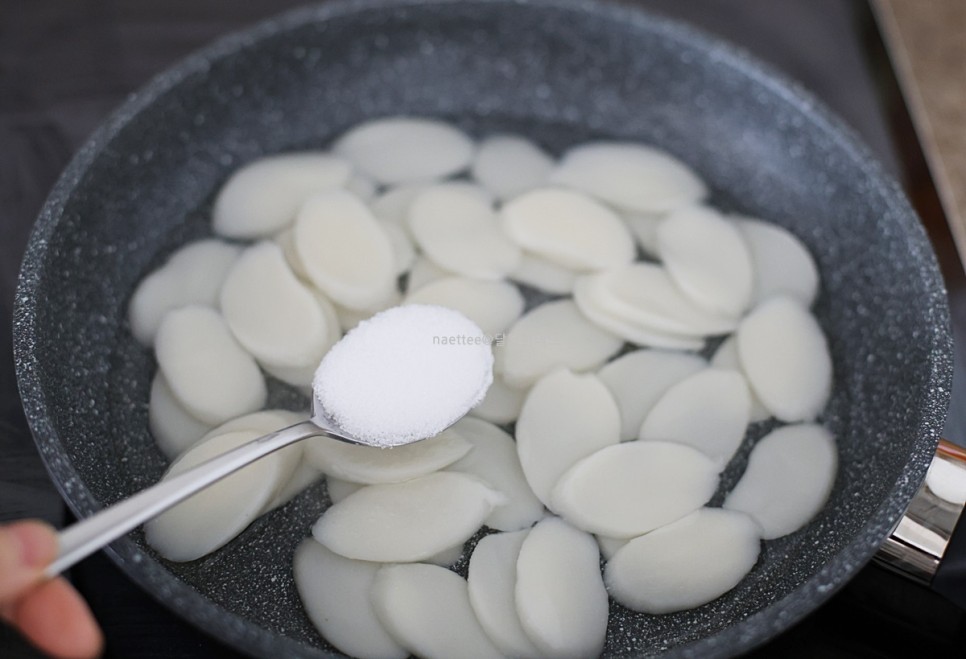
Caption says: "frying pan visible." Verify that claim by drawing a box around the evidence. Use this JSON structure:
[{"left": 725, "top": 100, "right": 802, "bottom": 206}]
[{"left": 13, "top": 0, "right": 953, "bottom": 656}]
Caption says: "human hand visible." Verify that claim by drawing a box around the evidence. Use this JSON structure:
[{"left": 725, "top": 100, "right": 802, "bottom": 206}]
[{"left": 0, "top": 521, "right": 103, "bottom": 659}]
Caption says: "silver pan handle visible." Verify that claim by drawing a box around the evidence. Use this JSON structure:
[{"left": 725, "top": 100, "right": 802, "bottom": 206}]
[{"left": 874, "top": 439, "right": 966, "bottom": 585}]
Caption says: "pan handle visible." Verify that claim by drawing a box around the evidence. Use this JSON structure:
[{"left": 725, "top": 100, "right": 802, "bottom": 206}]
[{"left": 874, "top": 439, "right": 966, "bottom": 587}]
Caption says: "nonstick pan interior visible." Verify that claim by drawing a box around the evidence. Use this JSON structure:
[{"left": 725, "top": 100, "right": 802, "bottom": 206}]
[{"left": 14, "top": 1, "right": 952, "bottom": 657}]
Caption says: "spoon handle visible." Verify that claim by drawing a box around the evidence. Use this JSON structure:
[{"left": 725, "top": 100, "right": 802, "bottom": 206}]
[{"left": 46, "top": 420, "right": 325, "bottom": 578}]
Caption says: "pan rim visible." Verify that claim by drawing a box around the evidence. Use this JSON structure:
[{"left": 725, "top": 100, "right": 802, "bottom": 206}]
[{"left": 12, "top": 0, "right": 953, "bottom": 657}]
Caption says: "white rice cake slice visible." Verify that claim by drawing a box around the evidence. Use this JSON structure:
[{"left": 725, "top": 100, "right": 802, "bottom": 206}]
[
  {"left": 583, "top": 264, "right": 738, "bottom": 337},
  {"left": 724, "top": 423, "right": 837, "bottom": 539},
  {"left": 623, "top": 211, "right": 664, "bottom": 256},
  {"left": 596, "top": 535, "right": 629, "bottom": 561},
  {"left": 639, "top": 369, "right": 751, "bottom": 468},
  {"left": 212, "top": 152, "right": 351, "bottom": 238},
  {"left": 573, "top": 277, "right": 705, "bottom": 350},
  {"left": 502, "top": 299, "right": 622, "bottom": 388},
  {"left": 405, "top": 256, "right": 452, "bottom": 294},
  {"left": 408, "top": 183, "right": 521, "bottom": 280},
  {"left": 550, "top": 142, "right": 706, "bottom": 213},
  {"left": 425, "top": 543, "right": 465, "bottom": 568},
  {"left": 736, "top": 295, "right": 832, "bottom": 422},
  {"left": 605, "top": 508, "right": 761, "bottom": 613},
  {"left": 312, "top": 472, "right": 502, "bottom": 562},
  {"left": 332, "top": 287, "right": 401, "bottom": 333},
  {"left": 274, "top": 227, "right": 313, "bottom": 282},
  {"left": 293, "top": 539, "right": 406, "bottom": 659},
  {"left": 468, "top": 374, "right": 526, "bottom": 425},
  {"left": 471, "top": 135, "right": 554, "bottom": 201},
  {"left": 657, "top": 205, "right": 754, "bottom": 317},
  {"left": 371, "top": 563, "right": 503, "bottom": 659},
  {"left": 404, "top": 276, "right": 524, "bottom": 336},
  {"left": 261, "top": 289, "right": 341, "bottom": 388},
  {"left": 467, "top": 529, "right": 542, "bottom": 658},
  {"left": 303, "top": 428, "right": 471, "bottom": 484},
  {"left": 448, "top": 418, "right": 544, "bottom": 532},
  {"left": 198, "top": 409, "right": 308, "bottom": 513},
  {"left": 128, "top": 239, "right": 241, "bottom": 346},
  {"left": 155, "top": 306, "right": 266, "bottom": 425},
  {"left": 144, "top": 429, "right": 292, "bottom": 561},
  {"left": 294, "top": 190, "right": 396, "bottom": 310},
  {"left": 344, "top": 173, "right": 377, "bottom": 201},
  {"left": 551, "top": 441, "right": 718, "bottom": 537},
  {"left": 515, "top": 369, "right": 620, "bottom": 507},
  {"left": 737, "top": 217, "right": 819, "bottom": 306},
  {"left": 334, "top": 116, "right": 474, "bottom": 185},
  {"left": 598, "top": 349, "right": 706, "bottom": 441},
  {"left": 326, "top": 476, "right": 364, "bottom": 504},
  {"left": 148, "top": 373, "right": 214, "bottom": 460},
  {"left": 370, "top": 183, "right": 425, "bottom": 228},
  {"left": 515, "top": 517, "right": 608, "bottom": 659},
  {"left": 508, "top": 252, "right": 578, "bottom": 294},
  {"left": 380, "top": 220, "right": 417, "bottom": 275},
  {"left": 373, "top": 181, "right": 491, "bottom": 228},
  {"left": 710, "top": 335, "right": 771, "bottom": 422},
  {"left": 264, "top": 459, "right": 322, "bottom": 512},
  {"left": 501, "top": 188, "right": 635, "bottom": 271},
  {"left": 220, "top": 242, "right": 331, "bottom": 369}
]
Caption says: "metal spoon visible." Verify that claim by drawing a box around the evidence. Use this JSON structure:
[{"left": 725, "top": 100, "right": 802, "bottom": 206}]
[
  {"left": 45, "top": 398, "right": 365, "bottom": 577},
  {"left": 47, "top": 304, "right": 493, "bottom": 577}
]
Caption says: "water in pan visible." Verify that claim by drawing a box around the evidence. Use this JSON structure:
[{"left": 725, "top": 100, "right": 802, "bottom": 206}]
[
  {"left": 89, "top": 112, "right": 894, "bottom": 656},
  {"left": 18, "top": 1, "right": 948, "bottom": 657}
]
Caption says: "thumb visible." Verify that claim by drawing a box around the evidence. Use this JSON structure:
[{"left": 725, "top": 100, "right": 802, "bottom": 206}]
[{"left": 0, "top": 521, "right": 58, "bottom": 603}]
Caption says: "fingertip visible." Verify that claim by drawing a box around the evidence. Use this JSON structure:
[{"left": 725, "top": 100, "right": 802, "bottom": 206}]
[
  {"left": 0, "top": 522, "right": 57, "bottom": 602},
  {"left": 1, "top": 521, "right": 58, "bottom": 568},
  {"left": 12, "top": 577, "right": 104, "bottom": 659}
]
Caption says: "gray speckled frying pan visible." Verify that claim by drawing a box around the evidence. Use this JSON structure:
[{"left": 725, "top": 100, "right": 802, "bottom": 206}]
[{"left": 13, "top": 0, "right": 953, "bottom": 656}]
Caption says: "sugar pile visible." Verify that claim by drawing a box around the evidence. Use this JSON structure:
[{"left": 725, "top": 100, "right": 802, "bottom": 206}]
[{"left": 313, "top": 305, "right": 494, "bottom": 447}]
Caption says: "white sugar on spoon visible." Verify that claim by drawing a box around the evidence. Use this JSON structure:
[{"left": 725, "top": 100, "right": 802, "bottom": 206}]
[
  {"left": 313, "top": 304, "right": 494, "bottom": 446},
  {"left": 46, "top": 304, "right": 494, "bottom": 575}
]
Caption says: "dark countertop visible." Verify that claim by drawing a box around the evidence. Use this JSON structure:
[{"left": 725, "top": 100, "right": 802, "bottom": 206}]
[{"left": 2, "top": 1, "right": 966, "bottom": 657}]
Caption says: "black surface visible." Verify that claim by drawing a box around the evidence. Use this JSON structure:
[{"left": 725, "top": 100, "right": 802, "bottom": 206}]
[
  {"left": 935, "top": 490, "right": 966, "bottom": 612},
  {"left": 2, "top": 1, "right": 966, "bottom": 658}
]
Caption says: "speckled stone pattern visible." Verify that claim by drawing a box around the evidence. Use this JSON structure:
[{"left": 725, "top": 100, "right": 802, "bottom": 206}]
[{"left": 12, "top": 0, "right": 953, "bottom": 657}]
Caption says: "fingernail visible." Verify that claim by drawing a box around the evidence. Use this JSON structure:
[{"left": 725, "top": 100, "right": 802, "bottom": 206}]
[{"left": 6, "top": 522, "right": 56, "bottom": 568}]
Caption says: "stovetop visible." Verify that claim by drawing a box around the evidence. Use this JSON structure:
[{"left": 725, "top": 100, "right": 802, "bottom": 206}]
[{"left": 2, "top": 1, "right": 966, "bottom": 657}]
